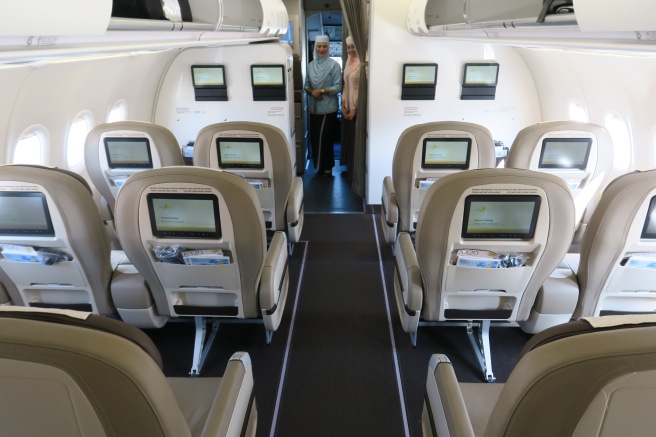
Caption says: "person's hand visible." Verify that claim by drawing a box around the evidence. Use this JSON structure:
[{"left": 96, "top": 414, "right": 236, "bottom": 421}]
[{"left": 311, "top": 88, "right": 324, "bottom": 100}]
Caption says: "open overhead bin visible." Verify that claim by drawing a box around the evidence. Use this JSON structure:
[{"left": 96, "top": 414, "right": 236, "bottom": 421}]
[
  {"left": 406, "top": 0, "right": 656, "bottom": 51},
  {"left": 111, "top": 0, "right": 289, "bottom": 36},
  {"left": 407, "top": 0, "right": 656, "bottom": 34},
  {"left": 0, "top": 0, "right": 288, "bottom": 37}
]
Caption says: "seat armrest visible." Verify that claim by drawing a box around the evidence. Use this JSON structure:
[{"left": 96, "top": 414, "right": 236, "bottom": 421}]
[
  {"left": 423, "top": 354, "right": 475, "bottom": 437},
  {"left": 382, "top": 176, "right": 399, "bottom": 225},
  {"left": 260, "top": 231, "right": 289, "bottom": 331},
  {"left": 286, "top": 177, "right": 304, "bottom": 243},
  {"left": 201, "top": 352, "right": 257, "bottom": 437},
  {"left": 381, "top": 176, "right": 399, "bottom": 244},
  {"left": 111, "top": 263, "right": 168, "bottom": 329},
  {"left": 0, "top": 282, "right": 10, "bottom": 305},
  {"left": 395, "top": 232, "right": 423, "bottom": 312}
]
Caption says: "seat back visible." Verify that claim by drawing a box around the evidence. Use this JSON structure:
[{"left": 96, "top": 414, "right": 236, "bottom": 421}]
[
  {"left": 391, "top": 121, "right": 496, "bottom": 234},
  {"left": 0, "top": 165, "right": 115, "bottom": 314},
  {"left": 85, "top": 121, "right": 185, "bottom": 216},
  {"left": 194, "top": 121, "right": 302, "bottom": 239},
  {"left": 114, "top": 166, "right": 267, "bottom": 319},
  {"left": 574, "top": 170, "right": 656, "bottom": 318},
  {"left": 487, "top": 315, "right": 656, "bottom": 436},
  {"left": 416, "top": 168, "right": 574, "bottom": 323},
  {"left": 506, "top": 121, "right": 613, "bottom": 242},
  {"left": 0, "top": 307, "right": 258, "bottom": 437}
]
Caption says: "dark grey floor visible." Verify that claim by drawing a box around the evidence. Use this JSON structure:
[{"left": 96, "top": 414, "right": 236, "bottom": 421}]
[
  {"left": 301, "top": 144, "right": 364, "bottom": 214},
  {"left": 146, "top": 155, "right": 531, "bottom": 437}
]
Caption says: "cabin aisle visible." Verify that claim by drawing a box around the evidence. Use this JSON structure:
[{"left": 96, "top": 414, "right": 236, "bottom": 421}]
[{"left": 272, "top": 213, "right": 406, "bottom": 436}]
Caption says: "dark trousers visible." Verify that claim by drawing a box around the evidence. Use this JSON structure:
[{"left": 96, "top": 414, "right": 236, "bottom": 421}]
[
  {"left": 310, "top": 112, "right": 337, "bottom": 172},
  {"left": 341, "top": 116, "right": 356, "bottom": 181}
]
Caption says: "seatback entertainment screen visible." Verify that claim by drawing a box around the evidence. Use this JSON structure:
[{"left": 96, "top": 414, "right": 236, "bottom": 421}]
[
  {"left": 147, "top": 193, "right": 221, "bottom": 239},
  {"left": 641, "top": 196, "right": 656, "bottom": 239},
  {"left": 462, "top": 195, "right": 541, "bottom": 239},
  {"left": 104, "top": 137, "right": 153, "bottom": 169},
  {"left": 538, "top": 138, "right": 592, "bottom": 170},
  {"left": 0, "top": 192, "right": 55, "bottom": 236},
  {"left": 421, "top": 138, "right": 472, "bottom": 169},
  {"left": 216, "top": 138, "right": 264, "bottom": 169}
]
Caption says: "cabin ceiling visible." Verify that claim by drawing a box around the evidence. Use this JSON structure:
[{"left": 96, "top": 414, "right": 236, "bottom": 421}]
[{"left": 303, "top": 0, "right": 342, "bottom": 12}]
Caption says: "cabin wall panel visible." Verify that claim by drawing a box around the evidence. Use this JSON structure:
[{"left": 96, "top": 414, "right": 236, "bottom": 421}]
[
  {"left": 154, "top": 44, "right": 294, "bottom": 150},
  {"left": 0, "top": 67, "right": 32, "bottom": 163},
  {"left": 367, "top": 0, "right": 541, "bottom": 203},
  {"left": 518, "top": 48, "right": 656, "bottom": 173},
  {"left": 1, "top": 51, "right": 176, "bottom": 167}
]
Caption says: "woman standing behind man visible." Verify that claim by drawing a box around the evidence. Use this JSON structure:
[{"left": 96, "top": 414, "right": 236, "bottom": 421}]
[
  {"left": 304, "top": 35, "right": 342, "bottom": 177},
  {"left": 341, "top": 35, "right": 360, "bottom": 182}
]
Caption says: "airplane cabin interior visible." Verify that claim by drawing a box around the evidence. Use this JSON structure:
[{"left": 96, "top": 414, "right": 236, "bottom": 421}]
[{"left": 1, "top": 0, "right": 656, "bottom": 436}]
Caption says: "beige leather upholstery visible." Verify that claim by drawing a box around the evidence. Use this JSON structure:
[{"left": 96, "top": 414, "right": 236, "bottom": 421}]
[
  {"left": 506, "top": 121, "right": 613, "bottom": 333},
  {"left": 114, "top": 166, "right": 289, "bottom": 374},
  {"left": 423, "top": 315, "right": 656, "bottom": 437},
  {"left": 194, "top": 122, "right": 304, "bottom": 248},
  {"left": 0, "top": 165, "right": 115, "bottom": 314},
  {"left": 394, "top": 168, "right": 574, "bottom": 380},
  {"left": 573, "top": 170, "right": 656, "bottom": 318},
  {"left": 0, "top": 307, "right": 256, "bottom": 437},
  {"left": 84, "top": 121, "right": 184, "bottom": 244},
  {"left": 381, "top": 121, "right": 496, "bottom": 244},
  {"left": 506, "top": 120, "right": 614, "bottom": 245}
]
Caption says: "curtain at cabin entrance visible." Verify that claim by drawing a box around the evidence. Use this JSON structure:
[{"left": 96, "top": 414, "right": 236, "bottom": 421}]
[{"left": 340, "top": 0, "right": 368, "bottom": 197}]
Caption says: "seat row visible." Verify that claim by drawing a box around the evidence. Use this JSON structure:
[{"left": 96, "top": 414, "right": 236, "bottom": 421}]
[
  {"left": 385, "top": 120, "right": 656, "bottom": 382},
  {"left": 0, "top": 305, "right": 654, "bottom": 436},
  {"left": 85, "top": 120, "right": 304, "bottom": 253},
  {"left": 381, "top": 119, "right": 614, "bottom": 250},
  {"left": 0, "top": 133, "right": 296, "bottom": 376}
]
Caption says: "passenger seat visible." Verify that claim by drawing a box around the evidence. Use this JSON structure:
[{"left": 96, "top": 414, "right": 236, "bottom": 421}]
[
  {"left": 193, "top": 121, "right": 304, "bottom": 253},
  {"left": 423, "top": 315, "right": 656, "bottom": 436},
  {"left": 114, "top": 166, "right": 289, "bottom": 375},
  {"left": 380, "top": 121, "right": 496, "bottom": 246},
  {"left": 84, "top": 121, "right": 185, "bottom": 246},
  {"left": 0, "top": 307, "right": 256, "bottom": 437}
]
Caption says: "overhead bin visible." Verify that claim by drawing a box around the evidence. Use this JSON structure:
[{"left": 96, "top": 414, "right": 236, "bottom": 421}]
[
  {"left": 0, "top": 0, "right": 112, "bottom": 36},
  {"left": 407, "top": 0, "right": 574, "bottom": 34},
  {"left": 408, "top": 0, "right": 656, "bottom": 35},
  {"left": 110, "top": 0, "right": 289, "bottom": 36},
  {"left": 575, "top": 0, "right": 656, "bottom": 32},
  {"left": 0, "top": 0, "right": 287, "bottom": 37},
  {"left": 406, "top": 0, "right": 656, "bottom": 51}
]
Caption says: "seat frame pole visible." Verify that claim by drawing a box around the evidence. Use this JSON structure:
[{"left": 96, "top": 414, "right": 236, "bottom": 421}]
[
  {"left": 467, "top": 320, "right": 495, "bottom": 383},
  {"left": 190, "top": 316, "right": 220, "bottom": 376}
]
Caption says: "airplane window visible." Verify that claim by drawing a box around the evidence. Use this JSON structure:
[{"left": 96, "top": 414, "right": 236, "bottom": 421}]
[
  {"left": 67, "top": 114, "right": 91, "bottom": 168},
  {"left": 605, "top": 114, "right": 632, "bottom": 170},
  {"left": 13, "top": 129, "right": 44, "bottom": 165},
  {"left": 107, "top": 100, "right": 127, "bottom": 122},
  {"left": 569, "top": 102, "right": 589, "bottom": 122}
]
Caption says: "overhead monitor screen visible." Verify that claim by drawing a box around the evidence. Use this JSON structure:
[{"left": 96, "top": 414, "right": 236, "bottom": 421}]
[
  {"left": 148, "top": 193, "right": 221, "bottom": 239},
  {"left": 421, "top": 138, "right": 472, "bottom": 169},
  {"left": 251, "top": 65, "right": 285, "bottom": 87},
  {"left": 462, "top": 195, "right": 541, "bottom": 239},
  {"left": 191, "top": 65, "right": 226, "bottom": 88},
  {"left": 104, "top": 137, "right": 153, "bottom": 169},
  {"left": 538, "top": 138, "right": 593, "bottom": 170},
  {"left": 0, "top": 192, "right": 55, "bottom": 236},
  {"left": 217, "top": 138, "right": 264, "bottom": 169},
  {"left": 641, "top": 196, "right": 656, "bottom": 239},
  {"left": 402, "top": 64, "right": 438, "bottom": 86},
  {"left": 462, "top": 63, "right": 500, "bottom": 86}
]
